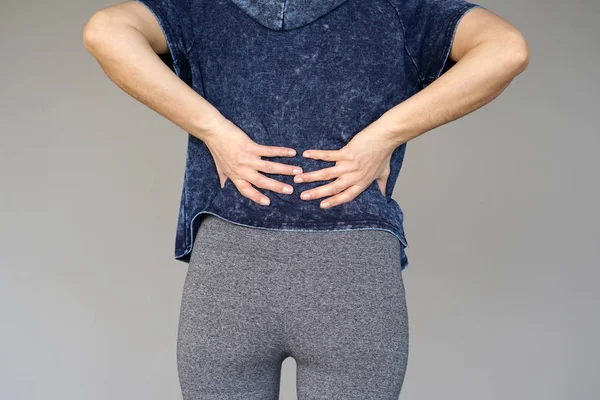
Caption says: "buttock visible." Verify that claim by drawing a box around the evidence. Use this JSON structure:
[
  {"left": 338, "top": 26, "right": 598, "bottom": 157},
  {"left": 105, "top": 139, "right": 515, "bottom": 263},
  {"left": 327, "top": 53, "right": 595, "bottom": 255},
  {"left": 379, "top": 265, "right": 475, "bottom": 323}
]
[{"left": 177, "top": 214, "right": 409, "bottom": 399}]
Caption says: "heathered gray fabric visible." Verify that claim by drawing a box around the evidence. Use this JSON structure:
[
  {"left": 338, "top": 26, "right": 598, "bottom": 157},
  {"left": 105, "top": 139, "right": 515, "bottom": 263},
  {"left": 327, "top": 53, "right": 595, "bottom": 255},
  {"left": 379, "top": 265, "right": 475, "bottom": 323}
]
[{"left": 177, "top": 214, "right": 409, "bottom": 399}]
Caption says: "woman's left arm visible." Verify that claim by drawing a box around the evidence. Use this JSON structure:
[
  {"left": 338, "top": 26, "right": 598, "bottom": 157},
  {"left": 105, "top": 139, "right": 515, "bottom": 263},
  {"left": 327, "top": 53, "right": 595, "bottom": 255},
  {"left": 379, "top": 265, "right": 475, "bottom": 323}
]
[
  {"left": 298, "top": 7, "right": 530, "bottom": 208},
  {"left": 377, "top": 6, "right": 530, "bottom": 148}
]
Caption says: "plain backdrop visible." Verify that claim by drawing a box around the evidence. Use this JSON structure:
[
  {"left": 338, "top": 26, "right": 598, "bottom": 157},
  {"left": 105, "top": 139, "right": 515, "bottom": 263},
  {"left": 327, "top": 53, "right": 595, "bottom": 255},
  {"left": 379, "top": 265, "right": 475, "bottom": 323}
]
[{"left": 1, "top": 0, "right": 598, "bottom": 399}]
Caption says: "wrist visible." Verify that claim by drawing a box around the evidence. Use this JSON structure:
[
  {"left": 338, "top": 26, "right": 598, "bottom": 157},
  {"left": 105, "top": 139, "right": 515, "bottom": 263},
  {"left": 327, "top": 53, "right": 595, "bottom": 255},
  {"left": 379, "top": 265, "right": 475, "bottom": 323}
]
[
  {"left": 191, "top": 109, "right": 227, "bottom": 143},
  {"left": 371, "top": 113, "right": 410, "bottom": 150}
]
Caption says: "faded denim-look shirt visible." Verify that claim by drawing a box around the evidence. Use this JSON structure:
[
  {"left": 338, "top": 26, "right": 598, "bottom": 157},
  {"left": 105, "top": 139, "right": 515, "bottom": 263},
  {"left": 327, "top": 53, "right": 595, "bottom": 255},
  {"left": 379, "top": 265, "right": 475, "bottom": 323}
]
[{"left": 135, "top": 0, "right": 484, "bottom": 271}]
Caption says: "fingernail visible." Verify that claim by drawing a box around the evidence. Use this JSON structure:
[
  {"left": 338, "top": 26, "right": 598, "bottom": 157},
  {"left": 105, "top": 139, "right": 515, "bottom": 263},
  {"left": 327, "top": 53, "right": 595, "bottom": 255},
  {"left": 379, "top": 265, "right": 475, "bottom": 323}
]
[
  {"left": 283, "top": 186, "right": 293, "bottom": 194},
  {"left": 260, "top": 197, "right": 270, "bottom": 205},
  {"left": 295, "top": 176, "right": 304, "bottom": 183},
  {"left": 288, "top": 149, "right": 296, "bottom": 156},
  {"left": 321, "top": 201, "right": 330, "bottom": 208},
  {"left": 303, "top": 151, "right": 311, "bottom": 157},
  {"left": 301, "top": 192, "right": 311, "bottom": 200},
  {"left": 292, "top": 168, "right": 302, "bottom": 174}
]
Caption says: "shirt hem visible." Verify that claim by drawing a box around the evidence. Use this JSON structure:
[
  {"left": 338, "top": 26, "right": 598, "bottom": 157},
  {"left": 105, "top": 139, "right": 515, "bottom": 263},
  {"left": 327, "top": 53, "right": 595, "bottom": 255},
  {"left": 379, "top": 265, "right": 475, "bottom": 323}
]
[{"left": 175, "top": 210, "right": 409, "bottom": 270}]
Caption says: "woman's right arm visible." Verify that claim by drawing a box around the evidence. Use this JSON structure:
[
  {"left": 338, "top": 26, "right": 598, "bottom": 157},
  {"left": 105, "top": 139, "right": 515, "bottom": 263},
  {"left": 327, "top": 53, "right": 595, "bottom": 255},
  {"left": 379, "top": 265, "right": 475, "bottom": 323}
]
[
  {"left": 82, "top": 1, "right": 224, "bottom": 140},
  {"left": 82, "top": 1, "right": 301, "bottom": 205}
]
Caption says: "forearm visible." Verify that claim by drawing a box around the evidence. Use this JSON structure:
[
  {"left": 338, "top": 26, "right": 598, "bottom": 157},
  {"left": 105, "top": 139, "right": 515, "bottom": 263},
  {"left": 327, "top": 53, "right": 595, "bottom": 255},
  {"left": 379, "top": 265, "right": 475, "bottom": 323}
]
[
  {"left": 82, "top": 11, "right": 225, "bottom": 141},
  {"left": 376, "top": 38, "right": 529, "bottom": 148}
]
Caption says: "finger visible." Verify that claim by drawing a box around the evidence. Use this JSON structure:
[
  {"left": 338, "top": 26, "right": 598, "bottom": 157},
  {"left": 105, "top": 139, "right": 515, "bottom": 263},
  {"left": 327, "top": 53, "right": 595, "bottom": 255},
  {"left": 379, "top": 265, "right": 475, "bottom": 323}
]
[
  {"left": 299, "top": 178, "right": 349, "bottom": 201},
  {"left": 250, "top": 158, "right": 303, "bottom": 176},
  {"left": 318, "top": 184, "right": 364, "bottom": 209},
  {"left": 231, "top": 178, "right": 271, "bottom": 206},
  {"left": 302, "top": 149, "right": 342, "bottom": 162},
  {"left": 254, "top": 144, "right": 297, "bottom": 158},
  {"left": 247, "top": 171, "right": 295, "bottom": 195},
  {"left": 293, "top": 165, "right": 342, "bottom": 184}
]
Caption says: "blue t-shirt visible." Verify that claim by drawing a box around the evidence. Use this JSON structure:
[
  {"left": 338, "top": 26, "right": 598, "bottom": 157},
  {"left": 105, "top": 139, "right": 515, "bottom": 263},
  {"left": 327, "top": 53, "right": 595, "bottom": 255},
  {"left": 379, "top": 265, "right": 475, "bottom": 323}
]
[{"left": 135, "top": 0, "right": 484, "bottom": 271}]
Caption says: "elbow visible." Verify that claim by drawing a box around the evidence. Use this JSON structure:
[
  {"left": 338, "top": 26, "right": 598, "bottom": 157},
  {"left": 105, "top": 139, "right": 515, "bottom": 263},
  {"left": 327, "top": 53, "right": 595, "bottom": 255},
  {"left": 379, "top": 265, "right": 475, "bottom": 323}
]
[
  {"left": 499, "top": 29, "right": 531, "bottom": 76},
  {"left": 82, "top": 10, "right": 114, "bottom": 54}
]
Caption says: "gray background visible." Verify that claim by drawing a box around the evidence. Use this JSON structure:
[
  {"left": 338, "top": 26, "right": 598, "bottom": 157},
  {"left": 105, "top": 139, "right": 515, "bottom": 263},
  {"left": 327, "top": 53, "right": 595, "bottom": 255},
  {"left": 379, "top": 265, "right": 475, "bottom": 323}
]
[{"left": 1, "top": 0, "right": 598, "bottom": 399}]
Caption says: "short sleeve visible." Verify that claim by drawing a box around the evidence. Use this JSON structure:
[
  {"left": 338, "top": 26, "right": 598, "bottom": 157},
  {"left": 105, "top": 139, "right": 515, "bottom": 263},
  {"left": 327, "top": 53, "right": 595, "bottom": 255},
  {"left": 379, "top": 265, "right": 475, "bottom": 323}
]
[
  {"left": 397, "top": 0, "right": 486, "bottom": 88},
  {"left": 134, "top": 0, "right": 194, "bottom": 75}
]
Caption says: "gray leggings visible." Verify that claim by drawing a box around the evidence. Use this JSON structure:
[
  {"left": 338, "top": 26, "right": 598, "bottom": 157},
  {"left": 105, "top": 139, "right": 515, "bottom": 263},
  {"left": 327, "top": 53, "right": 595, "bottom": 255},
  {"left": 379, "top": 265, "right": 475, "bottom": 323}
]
[{"left": 177, "top": 214, "right": 409, "bottom": 399}]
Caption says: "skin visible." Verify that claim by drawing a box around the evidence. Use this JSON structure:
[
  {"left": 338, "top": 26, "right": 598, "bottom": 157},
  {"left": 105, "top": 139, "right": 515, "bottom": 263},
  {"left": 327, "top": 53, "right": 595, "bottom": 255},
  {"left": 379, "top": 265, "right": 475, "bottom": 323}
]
[{"left": 83, "top": 2, "right": 530, "bottom": 209}]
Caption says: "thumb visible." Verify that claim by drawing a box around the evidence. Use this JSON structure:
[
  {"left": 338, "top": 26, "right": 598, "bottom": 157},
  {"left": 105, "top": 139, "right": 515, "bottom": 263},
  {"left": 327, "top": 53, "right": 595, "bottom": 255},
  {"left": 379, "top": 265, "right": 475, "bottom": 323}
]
[
  {"left": 376, "top": 154, "right": 392, "bottom": 196},
  {"left": 376, "top": 177, "right": 387, "bottom": 196},
  {"left": 215, "top": 164, "right": 229, "bottom": 189}
]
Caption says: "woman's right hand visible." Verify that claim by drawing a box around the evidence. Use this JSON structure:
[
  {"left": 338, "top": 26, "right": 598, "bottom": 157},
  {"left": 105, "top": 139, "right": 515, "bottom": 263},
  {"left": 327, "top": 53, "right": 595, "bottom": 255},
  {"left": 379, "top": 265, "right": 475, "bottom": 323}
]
[{"left": 200, "top": 115, "right": 303, "bottom": 206}]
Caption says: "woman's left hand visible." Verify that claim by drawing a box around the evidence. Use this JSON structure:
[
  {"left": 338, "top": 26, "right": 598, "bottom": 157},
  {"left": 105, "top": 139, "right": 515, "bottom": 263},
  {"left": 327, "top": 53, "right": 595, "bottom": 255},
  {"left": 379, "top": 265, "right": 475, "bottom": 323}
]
[{"left": 295, "top": 122, "right": 402, "bottom": 209}]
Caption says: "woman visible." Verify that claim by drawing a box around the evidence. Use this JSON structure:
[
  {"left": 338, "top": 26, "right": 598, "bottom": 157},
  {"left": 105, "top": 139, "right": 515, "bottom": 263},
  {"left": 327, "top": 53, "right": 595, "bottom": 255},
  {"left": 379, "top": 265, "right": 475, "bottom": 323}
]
[{"left": 83, "top": 0, "right": 529, "bottom": 398}]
